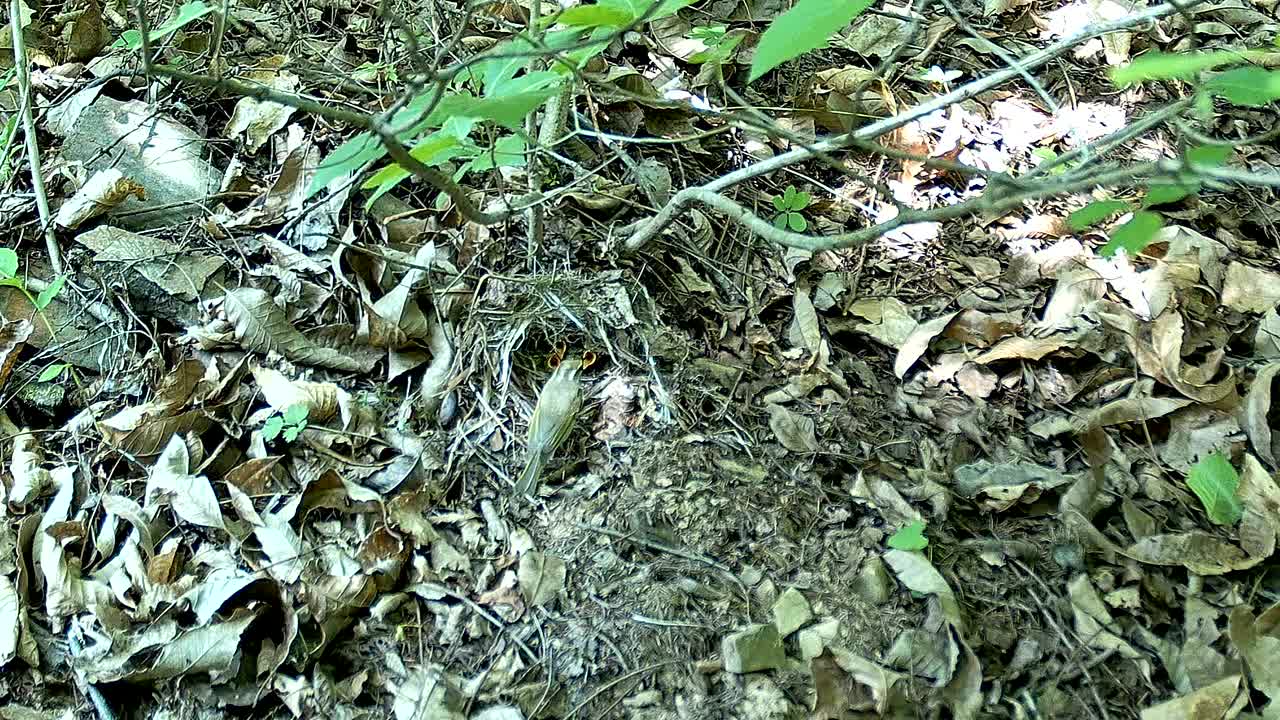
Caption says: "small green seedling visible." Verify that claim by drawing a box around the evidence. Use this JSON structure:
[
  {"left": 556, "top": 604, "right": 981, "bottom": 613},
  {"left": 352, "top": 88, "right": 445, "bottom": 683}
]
[
  {"left": 263, "top": 404, "right": 309, "bottom": 443},
  {"left": 686, "top": 25, "right": 745, "bottom": 66},
  {"left": 887, "top": 520, "right": 929, "bottom": 551},
  {"left": 37, "top": 363, "right": 70, "bottom": 382},
  {"left": 0, "top": 249, "right": 64, "bottom": 310},
  {"left": 772, "top": 185, "right": 811, "bottom": 232}
]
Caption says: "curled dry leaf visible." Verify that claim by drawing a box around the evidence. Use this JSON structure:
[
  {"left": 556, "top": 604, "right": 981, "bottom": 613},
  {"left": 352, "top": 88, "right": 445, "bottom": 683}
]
[
  {"left": 1243, "top": 363, "right": 1280, "bottom": 468},
  {"left": 0, "top": 318, "right": 32, "bottom": 392},
  {"left": 1221, "top": 262, "right": 1280, "bottom": 314},
  {"left": 8, "top": 432, "right": 53, "bottom": 506},
  {"left": 251, "top": 366, "right": 342, "bottom": 423},
  {"left": 144, "top": 435, "right": 226, "bottom": 532},
  {"left": 895, "top": 311, "right": 959, "bottom": 379}
]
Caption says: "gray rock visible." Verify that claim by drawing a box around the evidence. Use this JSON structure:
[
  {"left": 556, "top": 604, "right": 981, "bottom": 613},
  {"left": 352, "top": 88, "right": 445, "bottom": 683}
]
[
  {"left": 722, "top": 623, "right": 786, "bottom": 674},
  {"left": 46, "top": 86, "right": 220, "bottom": 230},
  {"left": 771, "top": 587, "right": 812, "bottom": 638}
]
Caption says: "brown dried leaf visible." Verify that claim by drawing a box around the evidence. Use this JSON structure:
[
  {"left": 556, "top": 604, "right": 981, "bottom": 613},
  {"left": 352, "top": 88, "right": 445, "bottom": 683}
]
[
  {"left": 1243, "top": 363, "right": 1280, "bottom": 468},
  {"left": 223, "top": 288, "right": 379, "bottom": 373},
  {"left": 1124, "top": 532, "right": 1253, "bottom": 575}
]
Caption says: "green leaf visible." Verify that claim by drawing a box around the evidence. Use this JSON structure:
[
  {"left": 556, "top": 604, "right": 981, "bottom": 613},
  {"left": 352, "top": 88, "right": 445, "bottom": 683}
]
[
  {"left": 1204, "top": 66, "right": 1280, "bottom": 107},
  {"left": 1069, "top": 200, "right": 1129, "bottom": 230},
  {"left": 1187, "top": 453, "right": 1243, "bottom": 525},
  {"left": 0, "top": 249, "right": 17, "bottom": 279},
  {"left": 783, "top": 185, "right": 797, "bottom": 206},
  {"left": 114, "top": 0, "right": 216, "bottom": 49},
  {"left": 788, "top": 212, "right": 807, "bottom": 232},
  {"left": 888, "top": 521, "right": 929, "bottom": 551},
  {"left": 283, "top": 404, "right": 310, "bottom": 425},
  {"left": 262, "top": 416, "right": 284, "bottom": 442},
  {"left": 37, "top": 363, "right": 67, "bottom": 383},
  {"left": 434, "top": 83, "right": 563, "bottom": 130},
  {"left": 34, "top": 274, "right": 65, "bottom": 310},
  {"left": 467, "top": 134, "right": 528, "bottom": 172},
  {"left": 792, "top": 191, "right": 811, "bottom": 210},
  {"left": 749, "top": 0, "right": 876, "bottom": 83},
  {"left": 282, "top": 424, "right": 304, "bottom": 443},
  {"left": 361, "top": 130, "right": 466, "bottom": 197},
  {"left": 772, "top": 214, "right": 788, "bottom": 230},
  {"left": 1102, "top": 211, "right": 1163, "bottom": 257},
  {"left": 558, "top": 4, "right": 634, "bottom": 28},
  {"left": 1143, "top": 180, "right": 1197, "bottom": 207},
  {"left": 772, "top": 195, "right": 787, "bottom": 212},
  {"left": 1186, "top": 145, "right": 1233, "bottom": 169},
  {"left": 1110, "top": 50, "right": 1255, "bottom": 87}
]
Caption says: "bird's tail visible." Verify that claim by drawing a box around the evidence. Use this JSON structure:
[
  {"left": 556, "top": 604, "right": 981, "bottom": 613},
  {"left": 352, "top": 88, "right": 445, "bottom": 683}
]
[{"left": 513, "top": 454, "right": 545, "bottom": 499}]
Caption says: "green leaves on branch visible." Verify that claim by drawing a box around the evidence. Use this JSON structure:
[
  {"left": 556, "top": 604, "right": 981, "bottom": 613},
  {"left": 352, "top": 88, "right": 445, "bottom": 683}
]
[
  {"left": 1187, "top": 453, "right": 1243, "bottom": 526},
  {"left": 749, "top": 0, "right": 876, "bottom": 82},
  {"left": 1071, "top": 143, "right": 1235, "bottom": 258},
  {"left": 1111, "top": 50, "right": 1280, "bottom": 109},
  {"left": 114, "top": 0, "right": 216, "bottom": 50}
]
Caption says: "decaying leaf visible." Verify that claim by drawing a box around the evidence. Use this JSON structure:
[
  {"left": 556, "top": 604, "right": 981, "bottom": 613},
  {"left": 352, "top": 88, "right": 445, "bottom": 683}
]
[
  {"left": 518, "top": 552, "right": 567, "bottom": 609},
  {"left": 0, "top": 576, "right": 18, "bottom": 666},
  {"left": 766, "top": 403, "right": 819, "bottom": 453},
  {"left": 1227, "top": 603, "right": 1280, "bottom": 700},
  {"left": 1139, "top": 674, "right": 1243, "bottom": 720},
  {"left": 145, "top": 435, "right": 226, "bottom": 531},
  {"left": 1124, "top": 532, "right": 1254, "bottom": 575},
  {"left": 223, "top": 288, "right": 380, "bottom": 373},
  {"left": 953, "top": 460, "right": 1074, "bottom": 512},
  {"left": 1067, "top": 574, "right": 1141, "bottom": 658},
  {"left": 884, "top": 549, "right": 962, "bottom": 630},
  {"left": 76, "top": 226, "right": 224, "bottom": 301}
]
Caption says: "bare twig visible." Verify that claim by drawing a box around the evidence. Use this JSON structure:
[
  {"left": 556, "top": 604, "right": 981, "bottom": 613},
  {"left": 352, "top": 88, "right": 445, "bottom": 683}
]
[
  {"left": 621, "top": 2, "right": 1185, "bottom": 252},
  {"left": 9, "top": 0, "right": 62, "bottom": 274}
]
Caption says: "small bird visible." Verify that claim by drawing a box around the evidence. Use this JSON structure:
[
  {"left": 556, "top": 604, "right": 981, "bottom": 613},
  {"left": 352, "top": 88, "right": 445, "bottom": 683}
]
[{"left": 513, "top": 355, "right": 583, "bottom": 498}]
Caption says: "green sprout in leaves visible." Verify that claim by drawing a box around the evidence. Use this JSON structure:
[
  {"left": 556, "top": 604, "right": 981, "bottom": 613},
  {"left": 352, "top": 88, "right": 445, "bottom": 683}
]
[
  {"left": 262, "top": 404, "right": 309, "bottom": 443},
  {"left": 1187, "top": 453, "right": 1243, "bottom": 526},
  {"left": 888, "top": 520, "right": 929, "bottom": 551},
  {"left": 772, "top": 185, "right": 811, "bottom": 232},
  {"left": 0, "top": 248, "right": 65, "bottom": 310}
]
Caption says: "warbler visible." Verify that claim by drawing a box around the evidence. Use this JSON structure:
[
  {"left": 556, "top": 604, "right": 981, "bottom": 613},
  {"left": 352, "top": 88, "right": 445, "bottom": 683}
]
[{"left": 513, "top": 355, "right": 583, "bottom": 498}]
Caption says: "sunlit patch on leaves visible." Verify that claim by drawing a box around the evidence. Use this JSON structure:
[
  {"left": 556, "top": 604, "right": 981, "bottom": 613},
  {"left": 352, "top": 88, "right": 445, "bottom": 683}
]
[
  {"left": 888, "top": 521, "right": 929, "bottom": 551},
  {"left": 1187, "top": 453, "right": 1243, "bottom": 526}
]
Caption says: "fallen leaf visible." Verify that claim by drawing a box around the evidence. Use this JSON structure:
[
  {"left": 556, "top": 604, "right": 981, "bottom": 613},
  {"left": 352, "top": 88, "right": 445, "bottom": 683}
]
[
  {"left": 767, "top": 403, "right": 819, "bottom": 453},
  {"left": 145, "top": 435, "right": 226, "bottom": 531}
]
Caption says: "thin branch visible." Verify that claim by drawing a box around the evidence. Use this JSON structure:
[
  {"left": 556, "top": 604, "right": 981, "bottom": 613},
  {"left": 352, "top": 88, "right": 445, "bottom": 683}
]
[
  {"left": 10, "top": 0, "right": 62, "bottom": 274},
  {"left": 622, "top": 2, "right": 1185, "bottom": 252},
  {"left": 669, "top": 161, "right": 1160, "bottom": 252}
]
